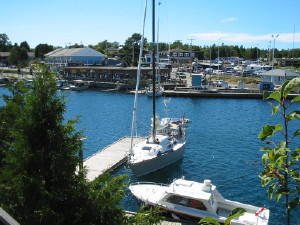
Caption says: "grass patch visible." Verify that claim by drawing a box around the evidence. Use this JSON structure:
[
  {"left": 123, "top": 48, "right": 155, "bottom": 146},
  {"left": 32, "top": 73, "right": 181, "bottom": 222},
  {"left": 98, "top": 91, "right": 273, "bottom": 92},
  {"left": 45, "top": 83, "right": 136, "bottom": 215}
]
[{"left": 209, "top": 75, "right": 261, "bottom": 84}]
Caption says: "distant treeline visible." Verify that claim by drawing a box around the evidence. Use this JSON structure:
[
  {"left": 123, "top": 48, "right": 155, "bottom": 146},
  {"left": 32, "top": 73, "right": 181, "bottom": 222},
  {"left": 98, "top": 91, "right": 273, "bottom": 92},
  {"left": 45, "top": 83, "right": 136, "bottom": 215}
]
[{"left": 1, "top": 33, "right": 300, "bottom": 67}]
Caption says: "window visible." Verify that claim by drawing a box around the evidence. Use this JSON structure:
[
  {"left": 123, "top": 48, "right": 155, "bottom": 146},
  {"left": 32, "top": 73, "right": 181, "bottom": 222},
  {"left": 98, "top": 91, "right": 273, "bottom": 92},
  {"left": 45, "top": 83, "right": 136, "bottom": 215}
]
[
  {"left": 166, "top": 195, "right": 188, "bottom": 205},
  {"left": 188, "top": 199, "right": 207, "bottom": 210},
  {"left": 179, "top": 52, "right": 183, "bottom": 57},
  {"left": 165, "top": 195, "right": 207, "bottom": 211},
  {"left": 173, "top": 53, "right": 177, "bottom": 57},
  {"left": 185, "top": 53, "right": 189, "bottom": 57},
  {"left": 142, "top": 146, "right": 152, "bottom": 150}
]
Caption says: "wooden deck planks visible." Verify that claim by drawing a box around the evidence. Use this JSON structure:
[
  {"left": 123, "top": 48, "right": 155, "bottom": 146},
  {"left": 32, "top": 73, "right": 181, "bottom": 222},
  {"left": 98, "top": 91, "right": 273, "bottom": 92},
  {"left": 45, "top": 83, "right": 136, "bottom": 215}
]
[{"left": 84, "top": 136, "right": 145, "bottom": 181}]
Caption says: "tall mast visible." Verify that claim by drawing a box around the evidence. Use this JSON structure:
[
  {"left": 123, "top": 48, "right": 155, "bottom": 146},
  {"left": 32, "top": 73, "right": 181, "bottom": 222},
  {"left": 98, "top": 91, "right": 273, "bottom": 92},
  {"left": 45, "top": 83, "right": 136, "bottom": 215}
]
[{"left": 152, "top": 0, "right": 156, "bottom": 139}]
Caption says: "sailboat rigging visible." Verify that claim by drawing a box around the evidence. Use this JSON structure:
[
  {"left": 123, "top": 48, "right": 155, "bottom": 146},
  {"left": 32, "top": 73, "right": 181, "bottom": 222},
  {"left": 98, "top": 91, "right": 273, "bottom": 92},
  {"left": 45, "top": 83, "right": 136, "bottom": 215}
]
[
  {"left": 146, "top": 1, "right": 164, "bottom": 97},
  {"left": 128, "top": 0, "right": 189, "bottom": 176}
]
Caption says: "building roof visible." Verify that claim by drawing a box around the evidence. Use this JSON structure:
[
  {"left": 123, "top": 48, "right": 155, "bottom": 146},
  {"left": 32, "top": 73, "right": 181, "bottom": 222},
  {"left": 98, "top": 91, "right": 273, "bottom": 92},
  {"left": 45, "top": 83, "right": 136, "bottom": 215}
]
[
  {"left": 45, "top": 48, "right": 105, "bottom": 57},
  {"left": 261, "top": 69, "right": 300, "bottom": 77},
  {"left": 0, "top": 52, "right": 34, "bottom": 57},
  {"left": 0, "top": 52, "right": 10, "bottom": 57}
]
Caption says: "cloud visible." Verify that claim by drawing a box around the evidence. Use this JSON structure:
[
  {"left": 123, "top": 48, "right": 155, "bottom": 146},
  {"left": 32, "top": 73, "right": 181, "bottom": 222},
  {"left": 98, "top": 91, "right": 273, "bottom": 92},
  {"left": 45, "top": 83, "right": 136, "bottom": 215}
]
[
  {"left": 221, "top": 17, "right": 238, "bottom": 23},
  {"left": 189, "top": 32, "right": 300, "bottom": 43}
]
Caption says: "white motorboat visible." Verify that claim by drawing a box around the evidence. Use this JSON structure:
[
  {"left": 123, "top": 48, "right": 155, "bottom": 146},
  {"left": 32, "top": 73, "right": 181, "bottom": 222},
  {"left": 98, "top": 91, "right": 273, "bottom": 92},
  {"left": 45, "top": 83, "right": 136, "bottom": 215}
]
[{"left": 129, "top": 178, "right": 269, "bottom": 225}]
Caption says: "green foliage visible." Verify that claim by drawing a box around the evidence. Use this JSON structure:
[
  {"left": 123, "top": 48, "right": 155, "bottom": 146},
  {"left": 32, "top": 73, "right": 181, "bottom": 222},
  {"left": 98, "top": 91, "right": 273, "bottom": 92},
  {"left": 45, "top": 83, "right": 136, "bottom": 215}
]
[
  {"left": 125, "top": 206, "right": 164, "bottom": 225},
  {"left": 199, "top": 208, "right": 246, "bottom": 225},
  {"left": 199, "top": 217, "right": 220, "bottom": 225},
  {"left": 258, "top": 77, "right": 300, "bottom": 225},
  {"left": 20, "top": 41, "right": 30, "bottom": 51},
  {"left": 91, "top": 40, "right": 119, "bottom": 55},
  {"left": 258, "top": 125, "right": 283, "bottom": 141},
  {"left": 34, "top": 43, "right": 54, "bottom": 58},
  {"left": 8, "top": 46, "right": 28, "bottom": 65},
  {"left": 68, "top": 43, "right": 84, "bottom": 48},
  {"left": 121, "top": 33, "right": 148, "bottom": 66},
  {"left": 224, "top": 208, "right": 246, "bottom": 225},
  {"left": 0, "top": 33, "right": 12, "bottom": 51}
]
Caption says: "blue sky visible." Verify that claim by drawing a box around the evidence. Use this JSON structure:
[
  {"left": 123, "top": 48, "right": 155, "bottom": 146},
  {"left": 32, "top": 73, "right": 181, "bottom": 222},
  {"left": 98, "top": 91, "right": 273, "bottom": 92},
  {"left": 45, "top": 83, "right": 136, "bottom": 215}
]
[{"left": 1, "top": 0, "right": 300, "bottom": 49}]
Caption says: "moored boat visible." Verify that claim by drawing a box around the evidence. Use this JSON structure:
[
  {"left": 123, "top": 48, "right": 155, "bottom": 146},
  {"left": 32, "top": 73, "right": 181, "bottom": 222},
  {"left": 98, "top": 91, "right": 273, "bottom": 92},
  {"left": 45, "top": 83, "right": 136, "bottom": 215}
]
[
  {"left": 128, "top": 117, "right": 187, "bottom": 176},
  {"left": 146, "top": 84, "right": 164, "bottom": 97},
  {"left": 69, "top": 80, "right": 89, "bottom": 91},
  {"left": 129, "top": 178, "right": 269, "bottom": 225}
]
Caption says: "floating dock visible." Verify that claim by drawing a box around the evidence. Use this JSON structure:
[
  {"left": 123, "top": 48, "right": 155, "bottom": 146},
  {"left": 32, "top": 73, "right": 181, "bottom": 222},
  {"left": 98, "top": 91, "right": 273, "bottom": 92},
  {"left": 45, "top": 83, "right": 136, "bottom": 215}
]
[
  {"left": 84, "top": 136, "right": 145, "bottom": 182},
  {"left": 163, "top": 90, "right": 299, "bottom": 99},
  {"left": 163, "top": 90, "right": 263, "bottom": 99}
]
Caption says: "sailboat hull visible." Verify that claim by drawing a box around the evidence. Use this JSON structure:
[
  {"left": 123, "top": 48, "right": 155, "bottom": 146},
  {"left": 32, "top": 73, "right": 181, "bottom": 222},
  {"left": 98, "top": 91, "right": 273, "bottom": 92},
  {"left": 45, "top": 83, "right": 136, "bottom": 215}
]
[{"left": 129, "top": 144, "right": 184, "bottom": 176}]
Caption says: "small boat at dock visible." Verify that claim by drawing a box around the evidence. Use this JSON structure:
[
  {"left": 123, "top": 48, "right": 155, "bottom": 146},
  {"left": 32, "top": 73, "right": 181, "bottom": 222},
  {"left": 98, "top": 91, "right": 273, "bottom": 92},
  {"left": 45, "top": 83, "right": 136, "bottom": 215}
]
[
  {"left": 69, "top": 80, "right": 91, "bottom": 91},
  {"left": 129, "top": 178, "right": 269, "bottom": 225},
  {"left": 128, "top": 117, "right": 187, "bottom": 176}
]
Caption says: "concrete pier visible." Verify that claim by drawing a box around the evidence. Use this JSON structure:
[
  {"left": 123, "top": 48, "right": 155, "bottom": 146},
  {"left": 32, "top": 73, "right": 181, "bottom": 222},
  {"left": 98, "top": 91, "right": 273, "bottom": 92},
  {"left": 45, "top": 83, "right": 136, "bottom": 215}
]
[{"left": 84, "top": 136, "right": 145, "bottom": 182}]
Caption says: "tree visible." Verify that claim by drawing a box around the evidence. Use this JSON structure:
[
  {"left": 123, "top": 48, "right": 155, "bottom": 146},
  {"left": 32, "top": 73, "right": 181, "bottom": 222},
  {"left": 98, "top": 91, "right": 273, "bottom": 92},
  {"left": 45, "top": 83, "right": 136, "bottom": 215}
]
[
  {"left": 8, "top": 46, "right": 28, "bottom": 65},
  {"left": 34, "top": 43, "right": 54, "bottom": 58},
  {"left": 0, "top": 33, "right": 12, "bottom": 51},
  {"left": 258, "top": 78, "right": 300, "bottom": 225},
  {"left": 170, "top": 40, "right": 183, "bottom": 50},
  {"left": 68, "top": 43, "right": 84, "bottom": 48},
  {"left": 122, "top": 33, "right": 148, "bottom": 66},
  {"left": 20, "top": 41, "right": 30, "bottom": 51}
]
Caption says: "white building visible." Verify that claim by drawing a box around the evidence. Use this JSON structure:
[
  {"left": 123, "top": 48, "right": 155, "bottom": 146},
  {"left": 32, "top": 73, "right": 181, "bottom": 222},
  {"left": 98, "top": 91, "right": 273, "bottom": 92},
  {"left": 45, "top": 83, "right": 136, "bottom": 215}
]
[
  {"left": 261, "top": 69, "right": 300, "bottom": 86},
  {"left": 45, "top": 48, "right": 106, "bottom": 67}
]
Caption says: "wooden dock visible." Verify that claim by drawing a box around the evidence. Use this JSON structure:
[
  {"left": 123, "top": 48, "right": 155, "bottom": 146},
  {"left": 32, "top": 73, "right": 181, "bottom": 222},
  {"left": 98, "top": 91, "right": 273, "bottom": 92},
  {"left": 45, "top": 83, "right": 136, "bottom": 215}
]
[{"left": 84, "top": 136, "right": 145, "bottom": 182}]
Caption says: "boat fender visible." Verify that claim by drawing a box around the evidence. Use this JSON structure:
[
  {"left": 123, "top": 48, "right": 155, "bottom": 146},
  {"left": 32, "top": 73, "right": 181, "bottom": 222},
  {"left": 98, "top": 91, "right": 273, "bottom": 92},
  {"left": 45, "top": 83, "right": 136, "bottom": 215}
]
[{"left": 255, "top": 207, "right": 266, "bottom": 216}]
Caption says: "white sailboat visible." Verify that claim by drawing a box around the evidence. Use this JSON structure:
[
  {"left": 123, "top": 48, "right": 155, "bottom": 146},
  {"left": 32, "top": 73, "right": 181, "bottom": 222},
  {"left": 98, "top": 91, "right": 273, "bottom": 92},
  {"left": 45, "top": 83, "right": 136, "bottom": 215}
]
[
  {"left": 128, "top": 0, "right": 187, "bottom": 176},
  {"left": 129, "top": 178, "right": 269, "bottom": 225}
]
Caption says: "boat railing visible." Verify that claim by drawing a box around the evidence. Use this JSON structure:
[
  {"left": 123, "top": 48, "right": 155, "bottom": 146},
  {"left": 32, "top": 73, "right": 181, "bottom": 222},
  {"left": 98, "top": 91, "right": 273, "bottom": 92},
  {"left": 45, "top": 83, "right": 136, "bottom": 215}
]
[{"left": 130, "top": 181, "right": 168, "bottom": 187}]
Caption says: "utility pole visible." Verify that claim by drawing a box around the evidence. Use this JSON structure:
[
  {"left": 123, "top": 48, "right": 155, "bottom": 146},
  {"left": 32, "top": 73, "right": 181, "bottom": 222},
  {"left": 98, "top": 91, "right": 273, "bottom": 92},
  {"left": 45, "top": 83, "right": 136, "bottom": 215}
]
[
  {"left": 187, "top": 38, "right": 195, "bottom": 48},
  {"left": 272, "top": 34, "right": 279, "bottom": 71}
]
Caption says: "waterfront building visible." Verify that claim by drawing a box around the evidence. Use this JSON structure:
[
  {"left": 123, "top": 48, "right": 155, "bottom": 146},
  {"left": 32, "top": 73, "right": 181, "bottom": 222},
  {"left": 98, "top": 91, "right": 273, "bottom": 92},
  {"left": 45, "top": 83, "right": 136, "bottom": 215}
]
[
  {"left": 45, "top": 47, "right": 106, "bottom": 70},
  {"left": 168, "top": 49, "right": 195, "bottom": 63},
  {"left": 260, "top": 69, "right": 300, "bottom": 86},
  {"left": 63, "top": 66, "right": 171, "bottom": 87}
]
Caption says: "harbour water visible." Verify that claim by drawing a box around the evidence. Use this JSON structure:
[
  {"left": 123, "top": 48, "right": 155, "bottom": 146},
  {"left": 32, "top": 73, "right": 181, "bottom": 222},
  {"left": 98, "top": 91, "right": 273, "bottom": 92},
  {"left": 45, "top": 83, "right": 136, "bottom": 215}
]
[{"left": 1, "top": 88, "right": 299, "bottom": 224}]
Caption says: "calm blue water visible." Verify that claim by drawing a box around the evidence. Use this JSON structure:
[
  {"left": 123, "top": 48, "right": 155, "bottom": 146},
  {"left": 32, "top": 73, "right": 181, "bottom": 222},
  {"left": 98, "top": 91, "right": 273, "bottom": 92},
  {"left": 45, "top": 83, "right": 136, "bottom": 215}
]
[{"left": 1, "top": 88, "right": 299, "bottom": 225}]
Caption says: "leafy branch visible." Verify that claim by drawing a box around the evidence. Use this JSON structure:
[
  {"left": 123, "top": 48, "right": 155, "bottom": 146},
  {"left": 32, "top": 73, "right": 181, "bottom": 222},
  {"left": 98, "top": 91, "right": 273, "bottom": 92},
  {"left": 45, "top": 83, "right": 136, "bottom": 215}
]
[{"left": 258, "top": 77, "right": 300, "bottom": 225}]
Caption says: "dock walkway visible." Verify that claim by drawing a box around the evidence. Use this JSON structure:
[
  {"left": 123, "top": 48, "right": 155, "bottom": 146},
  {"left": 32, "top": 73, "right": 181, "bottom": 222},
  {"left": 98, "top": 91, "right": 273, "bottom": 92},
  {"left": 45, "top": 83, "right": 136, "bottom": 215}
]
[{"left": 84, "top": 136, "right": 145, "bottom": 181}]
